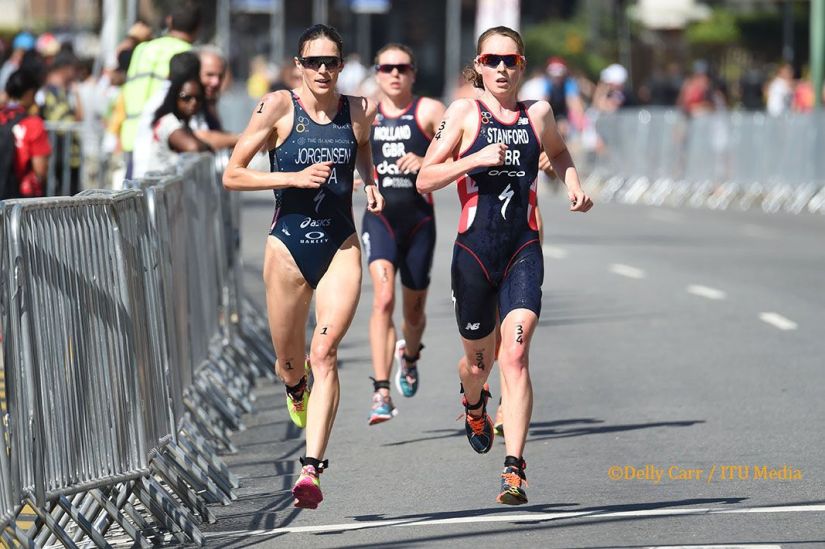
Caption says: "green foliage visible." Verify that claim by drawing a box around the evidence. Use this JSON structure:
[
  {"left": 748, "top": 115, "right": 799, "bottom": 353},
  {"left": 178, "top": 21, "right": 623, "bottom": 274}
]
[
  {"left": 522, "top": 17, "right": 609, "bottom": 79},
  {"left": 685, "top": 7, "right": 741, "bottom": 46}
]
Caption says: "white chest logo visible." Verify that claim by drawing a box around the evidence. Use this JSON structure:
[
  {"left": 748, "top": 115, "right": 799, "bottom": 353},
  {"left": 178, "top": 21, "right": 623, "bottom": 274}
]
[{"left": 498, "top": 184, "right": 514, "bottom": 219}]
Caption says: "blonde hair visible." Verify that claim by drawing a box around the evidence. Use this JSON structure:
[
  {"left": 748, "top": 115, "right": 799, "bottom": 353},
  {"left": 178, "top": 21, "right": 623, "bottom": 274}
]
[{"left": 462, "top": 26, "right": 525, "bottom": 89}]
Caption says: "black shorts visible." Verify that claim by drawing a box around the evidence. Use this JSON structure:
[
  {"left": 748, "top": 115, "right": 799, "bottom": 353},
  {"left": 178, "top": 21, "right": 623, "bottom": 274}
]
[
  {"left": 362, "top": 210, "right": 436, "bottom": 290},
  {"left": 451, "top": 238, "right": 543, "bottom": 340}
]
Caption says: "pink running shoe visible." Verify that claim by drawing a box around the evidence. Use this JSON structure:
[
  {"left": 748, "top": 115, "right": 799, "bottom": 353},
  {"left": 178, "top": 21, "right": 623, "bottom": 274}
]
[{"left": 292, "top": 465, "right": 323, "bottom": 509}]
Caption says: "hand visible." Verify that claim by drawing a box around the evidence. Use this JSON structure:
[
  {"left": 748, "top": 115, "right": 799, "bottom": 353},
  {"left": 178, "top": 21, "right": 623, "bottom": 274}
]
[
  {"left": 396, "top": 153, "right": 423, "bottom": 174},
  {"left": 474, "top": 143, "right": 507, "bottom": 168},
  {"left": 295, "top": 161, "right": 333, "bottom": 188},
  {"left": 365, "top": 184, "right": 384, "bottom": 213},
  {"left": 538, "top": 151, "right": 556, "bottom": 179},
  {"left": 568, "top": 187, "right": 594, "bottom": 213}
]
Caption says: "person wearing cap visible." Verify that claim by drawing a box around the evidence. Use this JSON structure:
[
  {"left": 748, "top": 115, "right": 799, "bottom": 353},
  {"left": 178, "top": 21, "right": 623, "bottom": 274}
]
[
  {"left": 592, "top": 63, "right": 634, "bottom": 113},
  {"left": 0, "top": 32, "right": 36, "bottom": 95},
  {"left": 544, "top": 56, "right": 585, "bottom": 137}
]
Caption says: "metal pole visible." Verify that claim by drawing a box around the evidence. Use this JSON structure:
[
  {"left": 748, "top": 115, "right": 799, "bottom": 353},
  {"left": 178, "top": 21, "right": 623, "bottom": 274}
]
[
  {"left": 782, "top": 0, "right": 794, "bottom": 64},
  {"left": 444, "top": 0, "right": 461, "bottom": 100},
  {"left": 357, "top": 13, "right": 371, "bottom": 63},
  {"left": 812, "top": 0, "right": 825, "bottom": 109},
  {"left": 270, "top": 0, "right": 285, "bottom": 63},
  {"left": 216, "top": 0, "right": 231, "bottom": 62},
  {"left": 126, "top": 0, "right": 137, "bottom": 27},
  {"left": 313, "top": 0, "right": 328, "bottom": 25}
]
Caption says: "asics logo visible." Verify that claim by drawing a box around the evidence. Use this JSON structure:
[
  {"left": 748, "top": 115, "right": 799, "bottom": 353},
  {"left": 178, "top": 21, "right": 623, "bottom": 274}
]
[
  {"left": 465, "top": 322, "right": 481, "bottom": 331},
  {"left": 300, "top": 217, "right": 332, "bottom": 229},
  {"left": 488, "top": 169, "right": 526, "bottom": 177}
]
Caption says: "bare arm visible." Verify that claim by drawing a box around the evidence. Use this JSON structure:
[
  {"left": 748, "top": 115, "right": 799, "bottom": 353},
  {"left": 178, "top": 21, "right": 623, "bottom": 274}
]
[
  {"left": 31, "top": 155, "right": 48, "bottom": 180},
  {"left": 222, "top": 92, "right": 329, "bottom": 191},
  {"left": 530, "top": 100, "right": 593, "bottom": 212},
  {"left": 396, "top": 96, "right": 446, "bottom": 174},
  {"left": 350, "top": 95, "right": 383, "bottom": 212},
  {"left": 417, "top": 99, "right": 505, "bottom": 193},
  {"left": 193, "top": 129, "right": 239, "bottom": 150},
  {"left": 168, "top": 127, "right": 212, "bottom": 152}
]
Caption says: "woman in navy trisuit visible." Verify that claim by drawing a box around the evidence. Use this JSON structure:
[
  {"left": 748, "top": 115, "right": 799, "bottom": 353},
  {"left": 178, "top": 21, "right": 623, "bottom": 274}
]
[
  {"left": 417, "top": 26, "right": 593, "bottom": 505},
  {"left": 223, "top": 24, "right": 383, "bottom": 509},
  {"left": 362, "top": 43, "right": 446, "bottom": 424}
]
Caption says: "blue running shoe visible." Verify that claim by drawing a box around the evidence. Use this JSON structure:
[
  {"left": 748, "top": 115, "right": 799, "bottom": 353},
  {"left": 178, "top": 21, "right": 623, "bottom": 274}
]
[
  {"left": 394, "top": 340, "right": 420, "bottom": 397},
  {"left": 368, "top": 392, "right": 397, "bottom": 425}
]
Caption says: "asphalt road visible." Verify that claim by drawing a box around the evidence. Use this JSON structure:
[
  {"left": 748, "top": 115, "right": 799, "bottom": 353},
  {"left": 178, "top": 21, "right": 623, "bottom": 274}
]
[{"left": 199, "top": 182, "right": 825, "bottom": 548}]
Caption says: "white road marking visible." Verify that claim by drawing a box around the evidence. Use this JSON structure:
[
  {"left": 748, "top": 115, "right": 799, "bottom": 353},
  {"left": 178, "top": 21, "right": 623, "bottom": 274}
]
[
  {"left": 647, "top": 546, "right": 781, "bottom": 549},
  {"left": 542, "top": 245, "right": 568, "bottom": 259},
  {"left": 759, "top": 312, "right": 798, "bottom": 331},
  {"left": 609, "top": 263, "right": 646, "bottom": 279},
  {"left": 686, "top": 285, "right": 726, "bottom": 300},
  {"left": 204, "top": 504, "right": 825, "bottom": 540}
]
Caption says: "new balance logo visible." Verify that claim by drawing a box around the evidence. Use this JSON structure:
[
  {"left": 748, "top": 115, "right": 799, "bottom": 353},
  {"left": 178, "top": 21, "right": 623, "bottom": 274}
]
[
  {"left": 518, "top": 117, "right": 529, "bottom": 125},
  {"left": 465, "top": 322, "right": 481, "bottom": 331}
]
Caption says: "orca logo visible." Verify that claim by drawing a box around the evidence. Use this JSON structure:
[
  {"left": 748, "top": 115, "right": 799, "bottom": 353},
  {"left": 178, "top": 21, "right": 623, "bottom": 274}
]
[
  {"left": 489, "top": 169, "right": 526, "bottom": 177},
  {"left": 465, "top": 322, "right": 481, "bottom": 331}
]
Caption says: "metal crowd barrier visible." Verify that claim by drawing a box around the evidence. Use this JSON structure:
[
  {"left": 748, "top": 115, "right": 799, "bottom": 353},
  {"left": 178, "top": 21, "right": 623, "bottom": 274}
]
[
  {"left": 42, "top": 121, "right": 109, "bottom": 197},
  {"left": 587, "top": 108, "right": 825, "bottom": 214},
  {"left": 0, "top": 152, "right": 276, "bottom": 546}
]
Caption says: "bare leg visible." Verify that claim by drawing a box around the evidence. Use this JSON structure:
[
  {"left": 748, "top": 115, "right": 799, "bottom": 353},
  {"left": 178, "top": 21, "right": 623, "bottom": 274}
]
[
  {"left": 368, "top": 259, "right": 396, "bottom": 396},
  {"left": 400, "top": 286, "right": 428, "bottom": 358},
  {"left": 498, "top": 309, "right": 538, "bottom": 459},
  {"left": 458, "top": 331, "right": 497, "bottom": 414},
  {"left": 263, "top": 236, "right": 312, "bottom": 387},
  {"left": 305, "top": 234, "right": 362, "bottom": 460}
]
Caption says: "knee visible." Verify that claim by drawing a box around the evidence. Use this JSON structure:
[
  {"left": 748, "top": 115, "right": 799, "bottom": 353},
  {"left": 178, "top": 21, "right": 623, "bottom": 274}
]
[
  {"left": 404, "top": 307, "right": 425, "bottom": 329},
  {"left": 499, "top": 343, "right": 529, "bottom": 376},
  {"left": 309, "top": 340, "right": 338, "bottom": 376},
  {"left": 372, "top": 290, "right": 394, "bottom": 316}
]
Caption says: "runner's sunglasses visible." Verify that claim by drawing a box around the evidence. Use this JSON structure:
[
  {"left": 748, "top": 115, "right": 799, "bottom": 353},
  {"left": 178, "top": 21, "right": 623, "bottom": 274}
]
[
  {"left": 299, "top": 56, "right": 342, "bottom": 70},
  {"left": 476, "top": 53, "right": 525, "bottom": 68},
  {"left": 375, "top": 63, "right": 415, "bottom": 74}
]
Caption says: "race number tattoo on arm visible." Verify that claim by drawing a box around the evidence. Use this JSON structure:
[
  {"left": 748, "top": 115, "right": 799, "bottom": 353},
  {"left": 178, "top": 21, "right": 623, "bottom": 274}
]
[
  {"left": 516, "top": 324, "right": 524, "bottom": 344},
  {"left": 257, "top": 102, "right": 264, "bottom": 114},
  {"left": 434, "top": 120, "right": 446, "bottom": 140}
]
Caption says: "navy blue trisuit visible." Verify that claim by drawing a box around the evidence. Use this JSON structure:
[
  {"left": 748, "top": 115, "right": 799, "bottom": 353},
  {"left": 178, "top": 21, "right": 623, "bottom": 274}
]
[
  {"left": 361, "top": 97, "right": 436, "bottom": 290},
  {"left": 452, "top": 100, "right": 544, "bottom": 340},
  {"left": 269, "top": 92, "right": 358, "bottom": 288}
]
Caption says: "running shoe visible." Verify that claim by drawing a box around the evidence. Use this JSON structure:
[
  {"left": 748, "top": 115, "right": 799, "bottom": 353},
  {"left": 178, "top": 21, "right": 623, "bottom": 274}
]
[
  {"left": 462, "top": 384, "right": 494, "bottom": 453},
  {"left": 286, "top": 376, "right": 309, "bottom": 429},
  {"left": 393, "top": 339, "right": 420, "bottom": 397},
  {"left": 292, "top": 465, "right": 323, "bottom": 509},
  {"left": 497, "top": 463, "right": 528, "bottom": 505},
  {"left": 494, "top": 403, "right": 504, "bottom": 437},
  {"left": 368, "top": 391, "right": 397, "bottom": 425}
]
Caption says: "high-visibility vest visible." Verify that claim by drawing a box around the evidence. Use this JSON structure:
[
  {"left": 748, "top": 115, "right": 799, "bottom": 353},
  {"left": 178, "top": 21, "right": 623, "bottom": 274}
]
[{"left": 120, "top": 35, "right": 191, "bottom": 152}]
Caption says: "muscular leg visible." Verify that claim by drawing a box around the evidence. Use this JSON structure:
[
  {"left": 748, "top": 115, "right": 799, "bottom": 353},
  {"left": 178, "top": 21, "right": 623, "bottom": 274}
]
[
  {"left": 458, "top": 331, "right": 497, "bottom": 414},
  {"left": 263, "top": 236, "right": 313, "bottom": 387},
  {"left": 498, "top": 309, "right": 538, "bottom": 459},
  {"left": 306, "top": 234, "right": 362, "bottom": 459},
  {"left": 400, "top": 286, "right": 427, "bottom": 357},
  {"left": 368, "top": 259, "right": 396, "bottom": 396}
]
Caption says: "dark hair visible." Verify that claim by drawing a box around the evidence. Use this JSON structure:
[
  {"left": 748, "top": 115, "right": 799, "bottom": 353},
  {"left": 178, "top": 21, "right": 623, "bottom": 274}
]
[
  {"left": 169, "top": 2, "right": 202, "bottom": 35},
  {"left": 373, "top": 43, "right": 416, "bottom": 68},
  {"left": 47, "top": 51, "right": 78, "bottom": 73},
  {"left": 153, "top": 76, "right": 203, "bottom": 126},
  {"left": 462, "top": 26, "right": 525, "bottom": 89},
  {"left": 5, "top": 69, "right": 39, "bottom": 99},
  {"left": 117, "top": 48, "right": 133, "bottom": 73},
  {"left": 168, "top": 51, "right": 201, "bottom": 82},
  {"left": 297, "top": 24, "right": 343, "bottom": 58}
]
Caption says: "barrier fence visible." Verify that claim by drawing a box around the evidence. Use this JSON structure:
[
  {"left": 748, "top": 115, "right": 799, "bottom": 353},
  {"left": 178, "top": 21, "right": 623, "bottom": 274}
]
[
  {"left": 585, "top": 108, "right": 825, "bottom": 214},
  {"left": 0, "top": 152, "right": 276, "bottom": 547}
]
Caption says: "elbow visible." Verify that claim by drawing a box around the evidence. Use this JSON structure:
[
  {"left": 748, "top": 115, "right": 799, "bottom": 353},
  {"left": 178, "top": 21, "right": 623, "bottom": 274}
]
[
  {"left": 222, "top": 169, "right": 238, "bottom": 191},
  {"left": 416, "top": 170, "right": 432, "bottom": 194}
]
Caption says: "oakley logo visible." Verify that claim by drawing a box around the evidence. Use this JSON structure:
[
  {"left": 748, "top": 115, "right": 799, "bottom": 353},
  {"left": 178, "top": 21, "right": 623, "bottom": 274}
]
[{"left": 304, "top": 231, "right": 325, "bottom": 240}]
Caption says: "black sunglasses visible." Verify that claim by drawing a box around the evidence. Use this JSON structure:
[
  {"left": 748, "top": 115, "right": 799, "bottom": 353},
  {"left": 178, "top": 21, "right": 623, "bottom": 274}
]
[
  {"left": 477, "top": 53, "right": 525, "bottom": 69},
  {"left": 375, "top": 63, "right": 415, "bottom": 74},
  {"left": 178, "top": 92, "right": 202, "bottom": 103},
  {"left": 299, "top": 56, "right": 342, "bottom": 70}
]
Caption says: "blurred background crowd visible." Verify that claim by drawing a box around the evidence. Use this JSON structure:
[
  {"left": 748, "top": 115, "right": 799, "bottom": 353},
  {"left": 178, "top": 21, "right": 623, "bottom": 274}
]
[{"left": 0, "top": 0, "right": 823, "bottom": 197}]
